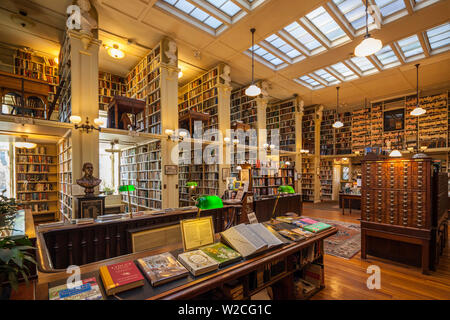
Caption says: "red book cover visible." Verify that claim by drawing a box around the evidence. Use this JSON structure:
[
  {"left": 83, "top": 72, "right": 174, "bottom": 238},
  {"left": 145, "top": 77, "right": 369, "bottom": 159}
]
[{"left": 100, "top": 261, "right": 144, "bottom": 292}]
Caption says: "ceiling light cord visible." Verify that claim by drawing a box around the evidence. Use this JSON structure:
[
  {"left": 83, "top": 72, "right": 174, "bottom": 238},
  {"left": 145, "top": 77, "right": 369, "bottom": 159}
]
[
  {"left": 251, "top": 28, "right": 255, "bottom": 84},
  {"left": 416, "top": 63, "right": 419, "bottom": 103},
  {"left": 365, "top": 0, "right": 369, "bottom": 37}
]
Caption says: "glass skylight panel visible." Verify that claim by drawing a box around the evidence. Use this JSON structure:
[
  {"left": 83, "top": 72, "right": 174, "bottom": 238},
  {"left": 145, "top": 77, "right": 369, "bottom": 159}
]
[
  {"left": 350, "top": 56, "right": 376, "bottom": 72},
  {"left": 250, "top": 45, "right": 284, "bottom": 67},
  {"left": 314, "top": 69, "right": 340, "bottom": 85},
  {"left": 329, "top": 62, "right": 357, "bottom": 80},
  {"left": 206, "top": 0, "right": 242, "bottom": 17},
  {"left": 397, "top": 34, "right": 423, "bottom": 58},
  {"left": 265, "top": 34, "right": 302, "bottom": 59},
  {"left": 426, "top": 23, "right": 450, "bottom": 51},
  {"left": 297, "top": 75, "right": 324, "bottom": 89},
  {"left": 333, "top": 0, "right": 374, "bottom": 30},
  {"left": 374, "top": 45, "right": 400, "bottom": 68},
  {"left": 283, "top": 22, "right": 323, "bottom": 52},
  {"left": 305, "top": 6, "right": 347, "bottom": 42},
  {"left": 373, "top": 0, "right": 406, "bottom": 18}
]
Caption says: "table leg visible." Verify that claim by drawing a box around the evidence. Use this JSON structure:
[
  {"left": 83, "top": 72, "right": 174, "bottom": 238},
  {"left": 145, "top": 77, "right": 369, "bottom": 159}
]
[
  {"left": 342, "top": 197, "right": 345, "bottom": 215},
  {"left": 421, "top": 240, "right": 430, "bottom": 275},
  {"left": 349, "top": 199, "right": 352, "bottom": 215}
]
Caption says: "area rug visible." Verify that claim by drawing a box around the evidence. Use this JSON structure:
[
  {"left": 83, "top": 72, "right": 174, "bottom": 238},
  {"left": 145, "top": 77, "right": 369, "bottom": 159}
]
[{"left": 302, "top": 216, "right": 361, "bottom": 259}]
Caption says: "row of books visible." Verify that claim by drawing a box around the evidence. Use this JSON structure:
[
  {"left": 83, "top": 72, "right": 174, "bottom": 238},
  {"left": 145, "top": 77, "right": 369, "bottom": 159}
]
[
  {"left": 17, "top": 183, "right": 54, "bottom": 192},
  {"left": 17, "top": 192, "right": 49, "bottom": 201},
  {"left": 17, "top": 164, "right": 52, "bottom": 173}
]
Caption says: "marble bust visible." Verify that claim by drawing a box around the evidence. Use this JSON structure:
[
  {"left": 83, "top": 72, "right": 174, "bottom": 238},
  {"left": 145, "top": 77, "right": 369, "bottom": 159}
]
[
  {"left": 165, "top": 40, "right": 177, "bottom": 66},
  {"left": 76, "top": 162, "right": 101, "bottom": 196}
]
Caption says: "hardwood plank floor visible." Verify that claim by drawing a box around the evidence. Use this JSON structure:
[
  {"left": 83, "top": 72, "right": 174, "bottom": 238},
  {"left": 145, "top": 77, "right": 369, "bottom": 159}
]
[{"left": 303, "top": 201, "right": 450, "bottom": 300}]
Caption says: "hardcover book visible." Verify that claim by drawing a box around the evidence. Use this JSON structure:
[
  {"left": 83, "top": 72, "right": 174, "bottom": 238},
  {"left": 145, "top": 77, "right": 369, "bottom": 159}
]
[
  {"left": 49, "top": 277, "right": 104, "bottom": 300},
  {"left": 302, "top": 222, "right": 332, "bottom": 233},
  {"left": 220, "top": 224, "right": 267, "bottom": 258},
  {"left": 177, "top": 250, "right": 219, "bottom": 276},
  {"left": 200, "top": 242, "right": 242, "bottom": 267},
  {"left": 136, "top": 252, "right": 189, "bottom": 286},
  {"left": 99, "top": 261, "right": 145, "bottom": 295},
  {"left": 295, "top": 218, "right": 319, "bottom": 226}
]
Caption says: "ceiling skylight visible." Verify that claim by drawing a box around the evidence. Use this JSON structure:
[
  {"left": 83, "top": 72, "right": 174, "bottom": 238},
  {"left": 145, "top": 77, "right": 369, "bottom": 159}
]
[
  {"left": 425, "top": 23, "right": 450, "bottom": 52},
  {"left": 314, "top": 69, "right": 341, "bottom": 85},
  {"left": 373, "top": 0, "right": 406, "bottom": 18},
  {"left": 304, "top": 6, "right": 350, "bottom": 45},
  {"left": 264, "top": 34, "right": 303, "bottom": 60},
  {"left": 374, "top": 45, "right": 400, "bottom": 68},
  {"left": 332, "top": 0, "right": 374, "bottom": 31},
  {"left": 295, "top": 75, "right": 325, "bottom": 90},
  {"left": 248, "top": 44, "right": 286, "bottom": 69},
  {"left": 329, "top": 62, "right": 359, "bottom": 81},
  {"left": 397, "top": 34, "right": 424, "bottom": 60},
  {"left": 348, "top": 56, "right": 378, "bottom": 75},
  {"left": 282, "top": 21, "right": 325, "bottom": 54},
  {"left": 155, "top": 0, "right": 267, "bottom": 35}
]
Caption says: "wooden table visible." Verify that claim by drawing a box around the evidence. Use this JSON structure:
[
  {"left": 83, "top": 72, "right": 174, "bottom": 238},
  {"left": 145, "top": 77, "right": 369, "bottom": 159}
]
[
  {"left": 35, "top": 227, "right": 337, "bottom": 300},
  {"left": 340, "top": 194, "right": 361, "bottom": 215}
]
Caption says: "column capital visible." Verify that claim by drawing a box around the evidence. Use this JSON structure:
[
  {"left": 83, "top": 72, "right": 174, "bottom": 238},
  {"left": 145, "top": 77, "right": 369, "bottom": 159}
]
[
  {"left": 160, "top": 63, "right": 180, "bottom": 80},
  {"left": 255, "top": 96, "right": 269, "bottom": 107},
  {"left": 216, "top": 83, "right": 233, "bottom": 93},
  {"left": 67, "top": 29, "right": 102, "bottom": 50}
]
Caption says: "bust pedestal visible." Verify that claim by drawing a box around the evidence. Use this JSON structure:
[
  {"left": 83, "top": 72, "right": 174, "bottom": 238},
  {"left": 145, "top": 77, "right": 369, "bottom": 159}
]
[{"left": 74, "top": 195, "right": 105, "bottom": 219}]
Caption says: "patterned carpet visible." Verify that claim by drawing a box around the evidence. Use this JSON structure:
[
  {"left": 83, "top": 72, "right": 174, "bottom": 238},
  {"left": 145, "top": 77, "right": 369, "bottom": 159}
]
[{"left": 303, "top": 216, "right": 361, "bottom": 259}]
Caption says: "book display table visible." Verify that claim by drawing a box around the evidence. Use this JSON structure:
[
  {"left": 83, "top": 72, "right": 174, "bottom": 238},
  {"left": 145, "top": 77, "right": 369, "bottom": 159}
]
[{"left": 35, "top": 228, "right": 337, "bottom": 300}]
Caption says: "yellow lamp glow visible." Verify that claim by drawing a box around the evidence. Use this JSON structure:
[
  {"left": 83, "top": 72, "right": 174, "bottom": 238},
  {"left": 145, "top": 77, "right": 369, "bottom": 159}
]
[
  {"left": 178, "top": 71, "right": 183, "bottom": 78},
  {"left": 15, "top": 141, "right": 36, "bottom": 149},
  {"left": 69, "top": 115, "right": 82, "bottom": 125},
  {"left": 93, "top": 118, "right": 104, "bottom": 126},
  {"left": 389, "top": 149, "right": 402, "bottom": 157},
  {"left": 108, "top": 44, "right": 125, "bottom": 59}
]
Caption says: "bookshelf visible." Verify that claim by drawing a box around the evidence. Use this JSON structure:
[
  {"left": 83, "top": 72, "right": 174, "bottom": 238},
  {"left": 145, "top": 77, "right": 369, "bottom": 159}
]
[
  {"left": 351, "top": 106, "right": 370, "bottom": 154},
  {"left": 13, "top": 49, "right": 59, "bottom": 116},
  {"left": 230, "top": 88, "right": 258, "bottom": 127},
  {"left": 98, "top": 71, "right": 127, "bottom": 111},
  {"left": 414, "top": 93, "right": 447, "bottom": 149},
  {"left": 58, "top": 33, "right": 72, "bottom": 123},
  {"left": 369, "top": 102, "right": 383, "bottom": 149},
  {"left": 320, "top": 109, "right": 335, "bottom": 155},
  {"left": 319, "top": 159, "right": 333, "bottom": 201},
  {"left": 301, "top": 156, "right": 315, "bottom": 202},
  {"left": 274, "top": 99, "right": 296, "bottom": 152},
  {"left": 58, "top": 136, "right": 73, "bottom": 220},
  {"left": 302, "top": 107, "right": 316, "bottom": 154},
  {"left": 251, "top": 162, "right": 295, "bottom": 199},
  {"left": 126, "top": 43, "right": 161, "bottom": 133},
  {"left": 119, "top": 142, "right": 162, "bottom": 211},
  {"left": 16, "top": 144, "right": 58, "bottom": 224},
  {"left": 335, "top": 111, "right": 352, "bottom": 154}
]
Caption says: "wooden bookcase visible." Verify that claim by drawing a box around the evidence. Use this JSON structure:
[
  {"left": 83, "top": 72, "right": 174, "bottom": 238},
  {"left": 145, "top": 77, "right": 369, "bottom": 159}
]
[
  {"left": 126, "top": 43, "right": 161, "bottom": 133},
  {"left": 58, "top": 33, "right": 72, "bottom": 123},
  {"left": 57, "top": 136, "right": 73, "bottom": 220},
  {"left": 267, "top": 99, "right": 296, "bottom": 152},
  {"left": 230, "top": 88, "right": 258, "bottom": 127},
  {"left": 13, "top": 49, "right": 59, "bottom": 116},
  {"left": 15, "top": 144, "right": 58, "bottom": 224},
  {"left": 119, "top": 141, "right": 162, "bottom": 211},
  {"left": 320, "top": 109, "right": 335, "bottom": 155},
  {"left": 335, "top": 111, "right": 352, "bottom": 154},
  {"left": 302, "top": 107, "right": 316, "bottom": 154},
  {"left": 351, "top": 106, "right": 370, "bottom": 154},
  {"left": 301, "top": 156, "right": 315, "bottom": 202},
  {"left": 251, "top": 162, "right": 295, "bottom": 199},
  {"left": 319, "top": 159, "right": 333, "bottom": 201},
  {"left": 98, "top": 71, "right": 127, "bottom": 112}
]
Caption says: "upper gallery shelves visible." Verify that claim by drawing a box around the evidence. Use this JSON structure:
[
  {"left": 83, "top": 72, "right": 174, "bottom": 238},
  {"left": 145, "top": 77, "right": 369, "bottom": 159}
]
[
  {"left": 242, "top": 0, "right": 440, "bottom": 70},
  {"left": 154, "top": 0, "right": 267, "bottom": 36},
  {"left": 295, "top": 21, "right": 450, "bottom": 90}
]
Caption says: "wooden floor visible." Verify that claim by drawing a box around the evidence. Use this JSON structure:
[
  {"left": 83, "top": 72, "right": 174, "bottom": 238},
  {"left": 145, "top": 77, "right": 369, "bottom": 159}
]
[
  {"left": 304, "top": 201, "right": 450, "bottom": 300},
  {"left": 10, "top": 202, "right": 450, "bottom": 300}
]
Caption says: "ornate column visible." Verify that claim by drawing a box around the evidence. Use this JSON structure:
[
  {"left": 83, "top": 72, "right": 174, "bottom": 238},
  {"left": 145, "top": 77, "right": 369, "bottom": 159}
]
[
  {"left": 160, "top": 37, "right": 180, "bottom": 208},
  {"left": 216, "top": 63, "right": 232, "bottom": 196},
  {"left": 294, "top": 96, "right": 304, "bottom": 195}
]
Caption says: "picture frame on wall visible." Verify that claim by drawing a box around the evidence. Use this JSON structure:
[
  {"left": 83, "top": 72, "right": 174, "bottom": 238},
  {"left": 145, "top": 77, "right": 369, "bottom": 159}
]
[{"left": 164, "top": 165, "right": 178, "bottom": 175}]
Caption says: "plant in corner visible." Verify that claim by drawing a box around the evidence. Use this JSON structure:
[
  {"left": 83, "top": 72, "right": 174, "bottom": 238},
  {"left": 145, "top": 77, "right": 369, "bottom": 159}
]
[{"left": 0, "top": 192, "right": 36, "bottom": 300}]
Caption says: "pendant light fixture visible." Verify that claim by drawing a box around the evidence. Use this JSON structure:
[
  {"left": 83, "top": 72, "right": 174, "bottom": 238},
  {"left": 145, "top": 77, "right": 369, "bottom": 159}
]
[
  {"left": 410, "top": 64, "right": 426, "bottom": 116},
  {"left": 332, "top": 86, "right": 344, "bottom": 128},
  {"left": 245, "top": 28, "right": 261, "bottom": 97},
  {"left": 354, "top": 0, "right": 382, "bottom": 57},
  {"left": 15, "top": 135, "right": 36, "bottom": 149}
]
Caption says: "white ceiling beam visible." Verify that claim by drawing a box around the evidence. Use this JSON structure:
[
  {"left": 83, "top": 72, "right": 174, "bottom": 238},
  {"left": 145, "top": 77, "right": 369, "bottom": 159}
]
[
  {"left": 231, "top": 0, "right": 251, "bottom": 13},
  {"left": 325, "top": 2, "right": 356, "bottom": 40},
  {"left": 308, "top": 72, "right": 329, "bottom": 87},
  {"left": 184, "top": 0, "right": 232, "bottom": 26},
  {"left": 366, "top": 55, "right": 383, "bottom": 72},
  {"left": 277, "top": 30, "right": 311, "bottom": 57},
  {"left": 258, "top": 41, "right": 292, "bottom": 64},
  {"left": 417, "top": 32, "right": 431, "bottom": 58},
  {"left": 342, "top": 60, "right": 362, "bottom": 77},
  {"left": 325, "top": 66, "right": 345, "bottom": 82},
  {"left": 298, "top": 18, "right": 331, "bottom": 49},
  {"left": 390, "top": 42, "right": 406, "bottom": 64}
]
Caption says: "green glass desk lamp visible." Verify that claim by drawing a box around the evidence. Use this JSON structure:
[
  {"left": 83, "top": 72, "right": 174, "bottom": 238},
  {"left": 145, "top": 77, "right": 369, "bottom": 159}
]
[
  {"left": 195, "top": 195, "right": 223, "bottom": 217},
  {"left": 119, "top": 185, "right": 135, "bottom": 218},
  {"left": 271, "top": 185, "right": 295, "bottom": 220}
]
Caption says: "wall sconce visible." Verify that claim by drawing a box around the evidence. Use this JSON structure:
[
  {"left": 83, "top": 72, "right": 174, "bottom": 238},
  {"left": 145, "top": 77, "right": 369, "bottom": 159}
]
[
  {"left": 236, "top": 165, "right": 242, "bottom": 171},
  {"left": 224, "top": 137, "right": 231, "bottom": 143},
  {"left": 263, "top": 143, "right": 276, "bottom": 152},
  {"left": 165, "top": 129, "right": 188, "bottom": 141},
  {"left": 300, "top": 149, "right": 310, "bottom": 154},
  {"left": 232, "top": 138, "right": 239, "bottom": 145},
  {"left": 70, "top": 116, "right": 103, "bottom": 133}
]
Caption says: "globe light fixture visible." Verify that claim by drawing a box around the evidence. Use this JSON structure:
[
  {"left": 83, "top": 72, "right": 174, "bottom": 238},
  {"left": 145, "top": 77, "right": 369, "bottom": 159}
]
[
  {"left": 69, "top": 115, "right": 82, "bottom": 125},
  {"left": 108, "top": 44, "right": 125, "bottom": 59},
  {"left": 178, "top": 71, "right": 183, "bottom": 78},
  {"left": 354, "top": 1, "right": 382, "bottom": 57},
  {"left": 389, "top": 149, "right": 402, "bottom": 157},
  {"left": 245, "top": 28, "right": 261, "bottom": 97},
  {"left": 15, "top": 136, "right": 36, "bottom": 149}
]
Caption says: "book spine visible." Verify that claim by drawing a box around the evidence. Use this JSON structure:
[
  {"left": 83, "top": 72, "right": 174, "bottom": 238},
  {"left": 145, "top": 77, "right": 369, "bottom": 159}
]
[{"left": 99, "top": 266, "right": 116, "bottom": 293}]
